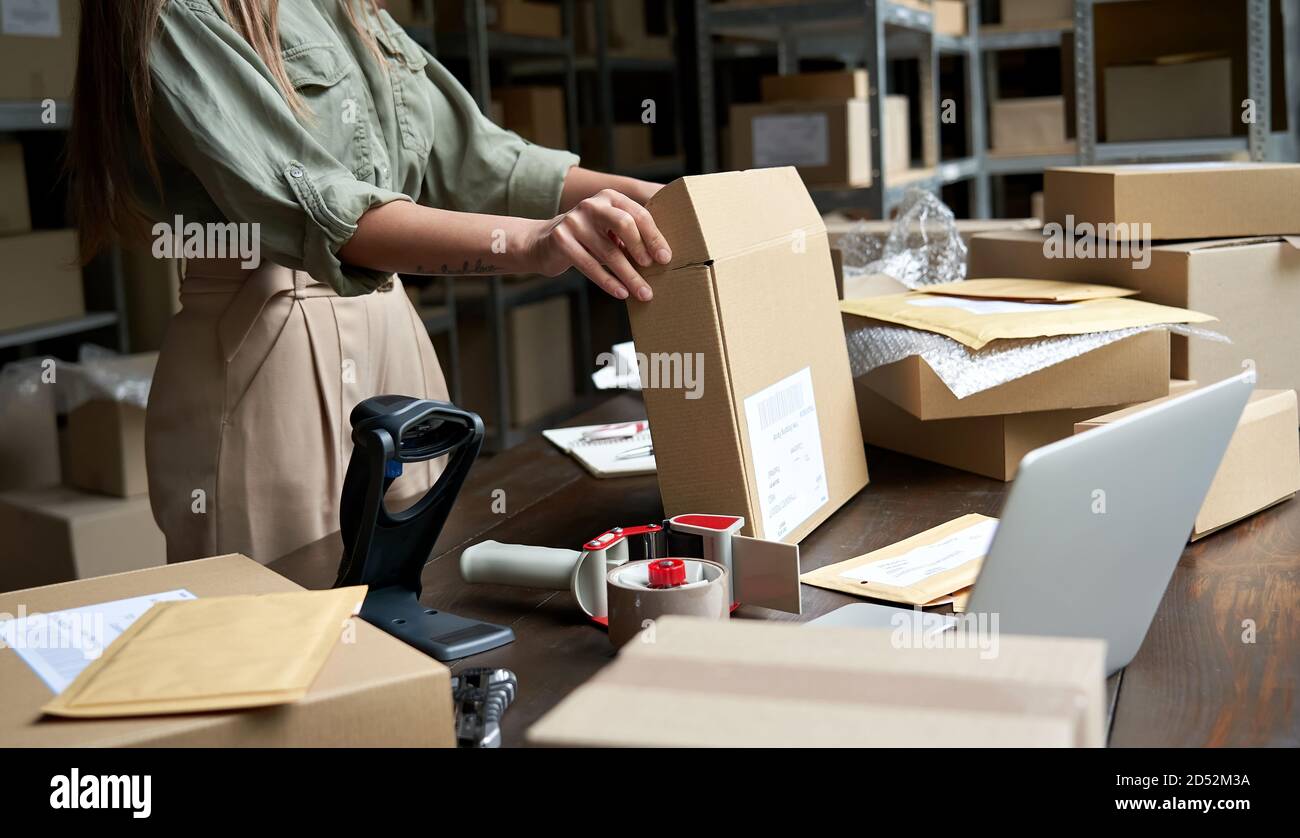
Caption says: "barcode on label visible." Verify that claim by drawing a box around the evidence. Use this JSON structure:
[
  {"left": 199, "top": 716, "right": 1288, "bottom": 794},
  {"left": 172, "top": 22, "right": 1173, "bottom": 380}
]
[{"left": 757, "top": 380, "right": 805, "bottom": 430}]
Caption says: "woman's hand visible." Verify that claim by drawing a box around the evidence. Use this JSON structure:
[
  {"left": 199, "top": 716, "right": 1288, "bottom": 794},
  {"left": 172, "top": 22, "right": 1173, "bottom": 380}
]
[{"left": 526, "top": 188, "right": 672, "bottom": 301}]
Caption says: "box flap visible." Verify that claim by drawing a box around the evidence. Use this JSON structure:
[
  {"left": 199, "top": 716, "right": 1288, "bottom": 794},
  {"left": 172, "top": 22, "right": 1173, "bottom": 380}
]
[
  {"left": 921, "top": 278, "right": 1138, "bottom": 303},
  {"left": 841, "top": 293, "right": 1216, "bottom": 350},
  {"left": 644, "top": 168, "right": 826, "bottom": 273}
]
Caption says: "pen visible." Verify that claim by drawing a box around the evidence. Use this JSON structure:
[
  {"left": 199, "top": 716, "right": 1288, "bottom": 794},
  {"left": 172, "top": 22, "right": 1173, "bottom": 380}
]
[{"left": 614, "top": 444, "right": 654, "bottom": 461}]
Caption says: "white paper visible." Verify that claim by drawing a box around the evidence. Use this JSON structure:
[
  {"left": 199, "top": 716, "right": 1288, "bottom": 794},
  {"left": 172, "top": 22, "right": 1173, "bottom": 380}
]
[
  {"left": 542, "top": 423, "right": 656, "bottom": 476},
  {"left": 752, "top": 113, "right": 830, "bottom": 168},
  {"left": 841, "top": 519, "right": 998, "bottom": 588},
  {"left": 907, "top": 295, "right": 1080, "bottom": 316},
  {"left": 0, "top": 589, "right": 197, "bottom": 694},
  {"left": 1, "top": 0, "right": 61, "bottom": 37},
  {"left": 743, "top": 367, "right": 828, "bottom": 541}
]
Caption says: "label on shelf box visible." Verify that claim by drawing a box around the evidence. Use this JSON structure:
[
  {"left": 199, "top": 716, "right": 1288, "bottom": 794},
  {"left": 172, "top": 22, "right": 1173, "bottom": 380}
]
[
  {"left": 752, "top": 113, "right": 830, "bottom": 169},
  {"left": 1, "top": 0, "right": 60, "bottom": 37}
]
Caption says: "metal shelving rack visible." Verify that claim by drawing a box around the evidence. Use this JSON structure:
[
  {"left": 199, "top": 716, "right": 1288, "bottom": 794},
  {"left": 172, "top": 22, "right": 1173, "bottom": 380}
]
[
  {"left": 401, "top": 0, "right": 595, "bottom": 452},
  {"left": 694, "top": 0, "right": 988, "bottom": 218},
  {"left": 0, "top": 100, "right": 129, "bottom": 356}
]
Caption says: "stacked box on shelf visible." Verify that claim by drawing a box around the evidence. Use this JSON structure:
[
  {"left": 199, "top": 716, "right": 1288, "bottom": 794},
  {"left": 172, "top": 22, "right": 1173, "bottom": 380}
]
[
  {"left": 0, "top": 0, "right": 79, "bottom": 100},
  {"left": 492, "top": 86, "right": 568, "bottom": 149}
]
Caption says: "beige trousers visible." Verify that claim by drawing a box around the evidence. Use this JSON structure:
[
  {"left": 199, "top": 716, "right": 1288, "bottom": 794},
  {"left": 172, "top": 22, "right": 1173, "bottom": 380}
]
[{"left": 146, "top": 259, "right": 449, "bottom": 565}]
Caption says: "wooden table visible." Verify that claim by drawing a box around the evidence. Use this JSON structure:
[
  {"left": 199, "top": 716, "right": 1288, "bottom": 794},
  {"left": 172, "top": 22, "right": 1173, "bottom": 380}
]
[{"left": 271, "top": 394, "right": 1300, "bottom": 747}]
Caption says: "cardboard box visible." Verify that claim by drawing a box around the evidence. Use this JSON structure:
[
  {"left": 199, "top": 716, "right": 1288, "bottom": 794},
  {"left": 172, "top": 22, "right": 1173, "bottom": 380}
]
[
  {"left": 0, "top": 554, "right": 455, "bottom": 746},
  {"left": 630, "top": 168, "right": 870, "bottom": 542},
  {"left": 0, "top": 142, "right": 32, "bottom": 235},
  {"left": 0, "top": 230, "right": 85, "bottom": 333},
  {"left": 575, "top": 0, "right": 672, "bottom": 56},
  {"left": 581, "top": 123, "right": 656, "bottom": 170},
  {"left": 432, "top": 0, "right": 562, "bottom": 38},
  {"left": 0, "top": 0, "right": 79, "bottom": 101},
  {"left": 885, "top": 94, "right": 911, "bottom": 174},
  {"left": 1077, "top": 388, "right": 1300, "bottom": 540},
  {"left": 0, "top": 487, "right": 164, "bottom": 593},
  {"left": 457, "top": 289, "right": 575, "bottom": 427},
  {"left": 760, "top": 70, "right": 869, "bottom": 104},
  {"left": 731, "top": 100, "right": 872, "bottom": 187},
  {"left": 121, "top": 247, "right": 182, "bottom": 353},
  {"left": 1104, "top": 56, "right": 1232, "bottom": 143},
  {"left": 967, "top": 230, "right": 1300, "bottom": 405},
  {"left": 528, "top": 616, "right": 1107, "bottom": 747},
  {"left": 1000, "top": 0, "right": 1073, "bottom": 27},
  {"left": 63, "top": 362, "right": 155, "bottom": 501},
  {"left": 1044, "top": 163, "right": 1300, "bottom": 242},
  {"left": 494, "top": 85, "right": 567, "bottom": 149},
  {"left": 0, "top": 364, "right": 59, "bottom": 492},
  {"left": 852, "top": 328, "right": 1170, "bottom": 421},
  {"left": 934, "top": 0, "right": 967, "bottom": 36},
  {"left": 991, "top": 96, "right": 1068, "bottom": 153}
]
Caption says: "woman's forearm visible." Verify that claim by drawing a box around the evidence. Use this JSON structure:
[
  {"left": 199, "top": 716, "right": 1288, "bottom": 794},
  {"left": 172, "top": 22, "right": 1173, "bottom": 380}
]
[
  {"left": 560, "top": 166, "right": 661, "bottom": 209},
  {"left": 338, "top": 199, "right": 539, "bottom": 276}
]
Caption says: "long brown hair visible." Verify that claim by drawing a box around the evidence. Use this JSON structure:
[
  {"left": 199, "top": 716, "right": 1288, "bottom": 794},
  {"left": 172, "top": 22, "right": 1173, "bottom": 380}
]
[{"left": 69, "top": 0, "right": 379, "bottom": 261}]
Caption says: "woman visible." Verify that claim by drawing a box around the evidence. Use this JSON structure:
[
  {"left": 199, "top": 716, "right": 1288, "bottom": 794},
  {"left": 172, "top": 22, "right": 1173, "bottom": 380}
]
[{"left": 69, "top": 0, "right": 671, "bottom": 564}]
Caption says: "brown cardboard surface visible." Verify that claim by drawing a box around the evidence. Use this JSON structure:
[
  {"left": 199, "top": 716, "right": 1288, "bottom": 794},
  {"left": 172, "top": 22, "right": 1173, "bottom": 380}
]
[
  {"left": 1000, "top": 0, "right": 1072, "bottom": 26},
  {"left": 0, "top": 142, "right": 32, "bottom": 235},
  {"left": 934, "top": 0, "right": 967, "bottom": 36},
  {"left": 0, "top": 367, "right": 59, "bottom": 492},
  {"left": 855, "top": 378, "right": 1136, "bottom": 479},
  {"left": 581, "top": 123, "right": 656, "bottom": 169},
  {"left": 0, "top": 487, "right": 165, "bottom": 594},
  {"left": 630, "top": 168, "right": 869, "bottom": 542},
  {"left": 0, "top": 555, "right": 454, "bottom": 746},
  {"left": 991, "top": 96, "right": 1067, "bottom": 154},
  {"left": 840, "top": 290, "right": 1214, "bottom": 350},
  {"left": 967, "top": 230, "right": 1300, "bottom": 406},
  {"left": 0, "top": 0, "right": 79, "bottom": 100},
  {"left": 121, "top": 247, "right": 181, "bottom": 352},
  {"left": 431, "top": 0, "right": 562, "bottom": 37},
  {"left": 66, "top": 401, "right": 148, "bottom": 498},
  {"left": 457, "top": 290, "right": 575, "bottom": 427},
  {"left": 527, "top": 615, "right": 1107, "bottom": 747},
  {"left": 885, "top": 95, "right": 911, "bottom": 174},
  {"left": 921, "top": 278, "right": 1137, "bottom": 302},
  {"left": 1044, "top": 163, "right": 1300, "bottom": 241},
  {"left": 854, "top": 327, "right": 1171, "bottom": 421},
  {"left": 494, "top": 86, "right": 567, "bottom": 149},
  {"left": 760, "top": 70, "right": 869, "bottom": 103},
  {"left": 1104, "top": 57, "right": 1232, "bottom": 143},
  {"left": 1077, "top": 388, "right": 1300, "bottom": 540},
  {"left": 0, "top": 230, "right": 85, "bottom": 333},
  {"left": 730, "top": 100, "right": 872, "bottom": 187}
]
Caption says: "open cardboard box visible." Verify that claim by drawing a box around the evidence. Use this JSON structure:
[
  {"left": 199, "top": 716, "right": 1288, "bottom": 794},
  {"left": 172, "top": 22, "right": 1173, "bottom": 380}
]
[
  {"left": 630, "top": 168, "right": 869, "bottom": 542},
  {"left": 967, "top": 230, "right": 1300, "bottom": 414},
  {"left": 0, "top": 555, "right": 454, "bottom": 746}
]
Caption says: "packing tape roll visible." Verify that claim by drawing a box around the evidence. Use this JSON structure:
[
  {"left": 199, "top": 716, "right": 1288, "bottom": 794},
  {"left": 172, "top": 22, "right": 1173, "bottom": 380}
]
[{"left": 606, "top": 559, "right": 729, "bottom": 648}]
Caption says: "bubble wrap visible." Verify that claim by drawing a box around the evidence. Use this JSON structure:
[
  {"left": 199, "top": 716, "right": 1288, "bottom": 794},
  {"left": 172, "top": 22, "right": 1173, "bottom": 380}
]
[
  {"left": 846, "top": 322, "right": 1229, "bottom": 399},
  {"left": 839, "top": 189, "right": 968, "bottom": 289},
  {"left": 57, "top": 344, "right": 154, "bottom": 412}
]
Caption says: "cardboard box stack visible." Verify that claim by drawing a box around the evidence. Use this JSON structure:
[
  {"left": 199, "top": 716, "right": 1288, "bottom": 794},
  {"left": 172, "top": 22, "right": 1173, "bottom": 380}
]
[
  {"left": 0, "top": 353, "right": 166, "bottom": 593},
  {"left": 842, "top": 279, "right": 1216, "bottom": 481},
  {"left": 630, "top": 168, "right": 870, "bottom": 542},
  {"left": 0, "top": 0, "right": 79, "bottom": 100},
  {"left": 731, "top": 70, "right": 873, "bottom": 188},
  {"left": 575, "top": 0, "right": 673, "bottom": 58},
  {"left": 970, "top": 163, "right": 1300, "bottom": 410},
  {"left": 528, "top": 616, "right": 1108, "bottom": 747},
  {"left": 1077, "top": 387, "right": 1299, "bottom": 541},
  {"left": 1104, "top": 54, "right": 1232, "bottom": 143},
  {"left": 492, "top": 86, "right": 568, "bottom": 149},
  {"left": 0, "top": 555, "right": 455, "bottom": 747}
]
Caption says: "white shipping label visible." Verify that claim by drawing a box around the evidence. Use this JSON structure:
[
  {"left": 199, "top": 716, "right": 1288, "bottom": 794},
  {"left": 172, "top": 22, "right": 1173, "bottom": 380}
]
[
  {"left": 1, "top": 0, "right": 61, "bottom": 37},
  {"left": 841, "top": 519, "right": 998, "bottom": 588},
  {"left": 0, "top": 589, "right": 197, "bottom": 694},
  {"left": 752, "top": 113, "right": 830, "bottom": 168},
  {"left": 907, "top": 295, "right": 1080, "bottom": 316},
  {"left": 743, "top": 367, "right": 828, "bottom": 541}
]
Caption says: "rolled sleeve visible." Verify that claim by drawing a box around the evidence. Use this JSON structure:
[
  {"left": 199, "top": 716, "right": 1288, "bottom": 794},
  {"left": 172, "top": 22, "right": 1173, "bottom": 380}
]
[
  {"left": 148, "top": 1, "right": 408, "bottom": 296},
  {"left": 506, "top": 143, "right": 580, "bottom": 219}
]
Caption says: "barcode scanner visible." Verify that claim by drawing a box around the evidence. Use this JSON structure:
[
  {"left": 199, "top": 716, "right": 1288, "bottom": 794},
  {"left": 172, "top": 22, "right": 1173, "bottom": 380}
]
[{"left": 335, "top": 395, "right": 514, "bottom": 661}]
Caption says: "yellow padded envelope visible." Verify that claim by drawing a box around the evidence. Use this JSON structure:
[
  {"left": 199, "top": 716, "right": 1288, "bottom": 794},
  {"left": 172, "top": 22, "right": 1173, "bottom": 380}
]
[
  {"left": 43, "top": 587, "right": 367, "bottom": 718},
  {"left": 840, "top": 288, "right": 1216, "bottom": 350},
  {"left": 919, "top": 278, "right": 1138, "bottom": 302}
]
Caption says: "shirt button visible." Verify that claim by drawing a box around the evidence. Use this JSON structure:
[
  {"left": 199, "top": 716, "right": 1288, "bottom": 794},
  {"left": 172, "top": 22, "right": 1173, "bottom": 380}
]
[{"left": 289, "top": 166, "right": 304, "bottom": 178}]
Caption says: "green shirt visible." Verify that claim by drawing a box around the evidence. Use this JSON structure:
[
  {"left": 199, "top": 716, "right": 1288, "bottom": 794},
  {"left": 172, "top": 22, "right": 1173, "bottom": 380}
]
[{"left": 140, "top": 0, "right": 579, "bottom": 295}]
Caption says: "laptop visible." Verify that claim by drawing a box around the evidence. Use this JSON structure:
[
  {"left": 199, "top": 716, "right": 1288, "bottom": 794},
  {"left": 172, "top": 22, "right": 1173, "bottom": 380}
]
[{"left": 810, "top": 372, "right": 1255, "bottom": 674}]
